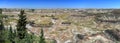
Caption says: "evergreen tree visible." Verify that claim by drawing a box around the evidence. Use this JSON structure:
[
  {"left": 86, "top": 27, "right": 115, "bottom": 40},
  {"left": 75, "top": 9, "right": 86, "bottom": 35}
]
[
  {"left": 25, "top": 33, "right": 34, "bottom": 43},
  {"left": 0, "top": 9, "right": 5, "bottom": 43},
  {"left": 0, "top": 15, "right": 4, "bottom": 30},
  {"left": 8, "top": 25, "right": 15, "bottom": 43},
  {"left": 16, "top": 10, "right": 27, "bottom": 39},
  {"left": 0, "top": 9, "right": 2, "bottom": 14},
  {"left": 39, "top": 28, "right": 46, "bottom": 43},
  {"left": 0, "top": 9, "right": 4, "bottom": 30}
]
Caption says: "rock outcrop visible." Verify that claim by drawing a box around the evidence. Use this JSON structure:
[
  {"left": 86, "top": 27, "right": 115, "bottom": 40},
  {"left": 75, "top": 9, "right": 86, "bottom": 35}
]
[{"left": 105, "top": 29, "right": 120, "bottom": 41}]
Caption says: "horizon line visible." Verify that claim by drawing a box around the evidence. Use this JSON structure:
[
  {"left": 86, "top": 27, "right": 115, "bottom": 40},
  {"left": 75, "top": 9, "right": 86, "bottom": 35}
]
[{"left": 1, "top": 8, "right": 120, "bottom": 9}]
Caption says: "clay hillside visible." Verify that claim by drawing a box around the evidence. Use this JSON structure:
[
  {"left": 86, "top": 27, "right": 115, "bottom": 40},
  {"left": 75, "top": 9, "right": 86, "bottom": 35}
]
[{"left": 1, "top": 8, "right": 120, "bottom": 43}]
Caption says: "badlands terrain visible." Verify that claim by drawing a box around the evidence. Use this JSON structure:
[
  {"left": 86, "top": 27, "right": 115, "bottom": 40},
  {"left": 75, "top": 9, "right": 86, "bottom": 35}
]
[{"left": 2, "top": 8, "right": 120, "bottom": 43}]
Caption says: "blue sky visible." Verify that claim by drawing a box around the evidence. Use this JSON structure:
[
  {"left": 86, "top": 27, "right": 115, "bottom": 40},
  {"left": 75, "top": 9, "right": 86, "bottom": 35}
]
[{"left": 0, "top": 0, "right": 120, "bottom": 8}]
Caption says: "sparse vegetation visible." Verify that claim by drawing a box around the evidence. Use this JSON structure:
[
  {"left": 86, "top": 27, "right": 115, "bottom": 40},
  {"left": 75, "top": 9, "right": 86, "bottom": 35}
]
[{"left": 1, "top": 9, "right": 120, "bottom": 43}]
